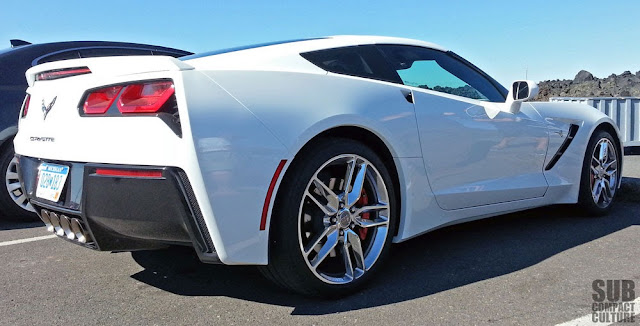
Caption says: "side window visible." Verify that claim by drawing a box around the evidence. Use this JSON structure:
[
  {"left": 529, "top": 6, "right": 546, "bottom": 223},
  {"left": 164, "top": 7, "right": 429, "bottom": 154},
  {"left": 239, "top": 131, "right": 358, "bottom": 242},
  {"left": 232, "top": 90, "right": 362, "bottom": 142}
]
[
  {"left": 79, "top": 48, "right": 152, "bottom": 58},
  {"left": 301, "top": 46, "right": 401, "bottom": 83},
  {"left": 377, "top": 45, "right": 504, "bottom": 102},
  {"left": 37, "top": 50, "right": 81, "bottom": 64}
]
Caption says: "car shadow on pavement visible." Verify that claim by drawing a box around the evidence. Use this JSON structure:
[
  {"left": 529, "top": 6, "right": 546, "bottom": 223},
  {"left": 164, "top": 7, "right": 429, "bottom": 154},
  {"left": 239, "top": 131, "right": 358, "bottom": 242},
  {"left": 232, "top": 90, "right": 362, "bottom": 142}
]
[
  {"left": 130, "top": 201, "right": 639, "bottom": 315},
  {"left": 0, "top": 219, "right": 43, "bottom": 231}
]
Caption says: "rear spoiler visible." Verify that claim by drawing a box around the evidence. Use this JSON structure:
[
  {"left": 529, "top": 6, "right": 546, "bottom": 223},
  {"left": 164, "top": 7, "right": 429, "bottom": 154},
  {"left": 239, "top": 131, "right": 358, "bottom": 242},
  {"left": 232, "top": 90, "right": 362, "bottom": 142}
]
[
  {"left": 25, "top": 56, "right": 194, "bottom": 87},
  {"left": 10, "top": 39, "right": 31, "bottom": 47}
]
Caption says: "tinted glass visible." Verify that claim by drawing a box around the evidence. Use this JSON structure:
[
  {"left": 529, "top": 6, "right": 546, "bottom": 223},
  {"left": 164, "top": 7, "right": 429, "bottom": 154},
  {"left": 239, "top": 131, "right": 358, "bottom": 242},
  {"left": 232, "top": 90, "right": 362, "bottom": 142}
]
[
  {"left": 38, "top": 50, "right": 81, "bottom": 64},
  {"left": 513, "top": 81, "right": 529, "bottom": 100},
  {"left": 377, "top": 45, "right": 504, "bottom": 102},
  {"left": 301, "top": 45, "right": 401, "bottom": 83}
]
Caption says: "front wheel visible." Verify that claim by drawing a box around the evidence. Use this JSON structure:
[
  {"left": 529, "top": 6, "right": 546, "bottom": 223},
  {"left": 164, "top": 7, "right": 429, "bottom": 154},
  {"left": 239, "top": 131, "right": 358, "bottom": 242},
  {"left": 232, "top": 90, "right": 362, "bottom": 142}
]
[
  {"left": 261, "top": 138, "right": 397, "bottom": 297},
  {"left": 577, "top": 130, "right": 620, "bottom": 216}
]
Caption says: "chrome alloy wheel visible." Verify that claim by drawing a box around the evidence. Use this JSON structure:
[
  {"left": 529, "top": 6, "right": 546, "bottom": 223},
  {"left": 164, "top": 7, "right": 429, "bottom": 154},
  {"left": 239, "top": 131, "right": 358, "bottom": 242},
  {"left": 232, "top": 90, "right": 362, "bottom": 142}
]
[
  {"left": 298, "top": 154, "right": 390, "bottom": 284},
  {"left": 5, "top": 156, "right": 34, "bottom": 213},
  {"left": 590, "top": 138, "right": 618, "bottom": 208}
]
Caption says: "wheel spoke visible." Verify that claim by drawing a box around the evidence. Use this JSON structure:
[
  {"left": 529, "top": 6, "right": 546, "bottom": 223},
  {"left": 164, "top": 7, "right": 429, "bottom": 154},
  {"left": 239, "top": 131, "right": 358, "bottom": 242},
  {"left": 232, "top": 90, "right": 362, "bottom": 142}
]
[
  {"left": 312, "top": 178, "right": 339, "bottom": 212},
  {"left": 15, "top": 194, "right": 27, "bottom": 205},
  {"left": 305, "top": 191, "right": 337, "bottom": 217},
  {"left": 602, "top": 179, "right": 613, "bottom": 202},
  {"left": 346, "top": 230, "right": 365, "bottom": 271},
  {"left": 598, "top": 142, "right": 609, "bottom": 163},
  {"left": 353, "top": 202, "right": 388, "bottom": 216},
  {"left": 590, "top": 165, "right": 599, "bottom": 175},
  {"left": 592, "top": 155, "right": 601, "bottom": 167},
  {"left": 592, "top": 180, "right": 603, "bottom": 202},
  {"left": 304, "top": 225, "right": 338, "bottom": 256},
  {"left": 355, "top": 215, "right": 389, "bottom": 228},
  {"left": 344, "top": 158, "right": 356, "bottom": 192},
  {"left": 342, "top": 241, "right": 354, "bottom": 281},
  {"left": 603, "top": 159, "right": 617, "bottom": 171},
  {"left": 6, "top": 171, "right": 19, "bottom": 180},
  {"left": 7, "top": 182, "right": 21, "bottom": 192},
  {"left": 346, "top": 163, "right": 368, "bottom": 207},
  {"left": 310, "top": 228, "right": 339, "bottom": 268}
]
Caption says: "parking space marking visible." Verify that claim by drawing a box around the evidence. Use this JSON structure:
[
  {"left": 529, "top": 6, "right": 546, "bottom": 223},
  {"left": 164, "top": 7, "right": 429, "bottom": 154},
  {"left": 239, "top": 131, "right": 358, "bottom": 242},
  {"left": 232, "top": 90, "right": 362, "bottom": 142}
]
[
  {"left": 0, "top": 234, "right": 57, "bottom": 247},
  {"left": 556, "top": 297, "right": 640, "bottom": 326}
]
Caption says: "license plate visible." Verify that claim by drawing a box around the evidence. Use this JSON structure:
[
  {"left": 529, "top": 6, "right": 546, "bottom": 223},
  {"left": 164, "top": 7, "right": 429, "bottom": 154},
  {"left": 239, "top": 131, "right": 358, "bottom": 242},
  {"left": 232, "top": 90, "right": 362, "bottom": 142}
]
[{"left": 36, "top": 163, "right": 70, "bottom": 202}]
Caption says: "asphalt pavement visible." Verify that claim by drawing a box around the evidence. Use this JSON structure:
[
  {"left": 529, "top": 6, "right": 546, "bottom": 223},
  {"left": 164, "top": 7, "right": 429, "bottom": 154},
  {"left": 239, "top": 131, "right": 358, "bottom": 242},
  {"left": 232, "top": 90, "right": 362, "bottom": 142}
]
[{"left": 1, "top": 156, "right": 638, "bottom": 326}]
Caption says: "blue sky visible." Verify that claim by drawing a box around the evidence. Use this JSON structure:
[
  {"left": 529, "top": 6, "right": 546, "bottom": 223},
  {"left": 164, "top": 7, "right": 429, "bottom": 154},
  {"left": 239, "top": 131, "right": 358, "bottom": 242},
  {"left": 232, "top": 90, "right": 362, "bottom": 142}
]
[{"left": 2, "top": 0, "right": 639, "bottom": 86}]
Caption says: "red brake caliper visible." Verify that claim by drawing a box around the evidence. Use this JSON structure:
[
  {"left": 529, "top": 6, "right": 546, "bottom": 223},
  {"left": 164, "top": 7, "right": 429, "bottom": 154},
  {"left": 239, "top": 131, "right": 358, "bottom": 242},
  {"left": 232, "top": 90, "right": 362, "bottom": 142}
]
[{"left": 356, "top": 191, "right": 370, "bottom": 240}]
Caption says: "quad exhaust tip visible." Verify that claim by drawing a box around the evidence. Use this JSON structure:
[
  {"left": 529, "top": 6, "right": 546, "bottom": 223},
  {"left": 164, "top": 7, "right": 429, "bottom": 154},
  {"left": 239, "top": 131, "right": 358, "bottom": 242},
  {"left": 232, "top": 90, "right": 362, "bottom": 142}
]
[
  {"left": 70, "top": 218, "right": 88, "bottom": 243},
  {"left": 39, "top": 210, "right": 54, "bottom": 232},
  {"left": 49, "top": 212, "right": 63, "bottom": 236},
  {"left": 39, "top": 209, "right": 92, "bottom": 244}
]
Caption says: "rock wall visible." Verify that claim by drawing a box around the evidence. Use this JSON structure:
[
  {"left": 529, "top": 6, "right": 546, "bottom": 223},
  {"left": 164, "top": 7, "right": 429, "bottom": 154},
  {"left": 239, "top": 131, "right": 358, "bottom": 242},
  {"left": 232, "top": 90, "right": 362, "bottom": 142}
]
[{"left": 534, "top": 70, "right": 640, "bottom": 101}]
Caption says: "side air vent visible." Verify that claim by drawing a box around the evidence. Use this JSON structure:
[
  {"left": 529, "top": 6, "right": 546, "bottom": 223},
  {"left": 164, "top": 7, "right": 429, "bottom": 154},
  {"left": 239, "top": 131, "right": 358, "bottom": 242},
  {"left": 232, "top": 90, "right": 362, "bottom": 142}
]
[{"left": 545, "top": 124, "right": 580, "bottom": 170}]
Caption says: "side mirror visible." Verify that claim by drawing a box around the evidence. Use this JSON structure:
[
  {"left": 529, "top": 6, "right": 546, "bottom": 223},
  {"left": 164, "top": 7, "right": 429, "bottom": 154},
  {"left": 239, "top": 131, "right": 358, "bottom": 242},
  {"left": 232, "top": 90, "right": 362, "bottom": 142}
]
[{"left": 506, "top": 80, "right": 539, "bottom": 114}]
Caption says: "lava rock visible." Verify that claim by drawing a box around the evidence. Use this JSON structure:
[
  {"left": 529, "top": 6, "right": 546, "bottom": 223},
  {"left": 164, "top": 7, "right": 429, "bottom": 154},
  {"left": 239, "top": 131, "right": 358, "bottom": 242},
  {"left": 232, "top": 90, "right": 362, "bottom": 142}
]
[{"left": 573, "top": 70, "right": 595, "bottom": 83}]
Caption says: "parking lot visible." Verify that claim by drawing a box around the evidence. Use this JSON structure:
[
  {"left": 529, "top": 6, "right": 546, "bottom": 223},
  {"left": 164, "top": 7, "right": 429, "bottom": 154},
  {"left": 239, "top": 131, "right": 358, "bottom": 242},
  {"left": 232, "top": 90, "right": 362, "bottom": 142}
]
[{"left": 1, "top": 156, "right": 638, "bottom": 326}]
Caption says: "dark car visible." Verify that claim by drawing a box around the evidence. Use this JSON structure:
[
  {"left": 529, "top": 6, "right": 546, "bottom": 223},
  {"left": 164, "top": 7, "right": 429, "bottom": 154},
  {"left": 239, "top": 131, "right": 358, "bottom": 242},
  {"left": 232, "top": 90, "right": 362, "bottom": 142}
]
[{"left": 0, "top": 39, "right": 192, "bottom": 220}]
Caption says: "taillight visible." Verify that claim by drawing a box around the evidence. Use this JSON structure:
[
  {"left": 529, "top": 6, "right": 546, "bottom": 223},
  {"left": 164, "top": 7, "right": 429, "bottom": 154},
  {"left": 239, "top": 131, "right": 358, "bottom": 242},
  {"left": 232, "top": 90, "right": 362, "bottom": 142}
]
[
  {"left": 21, "top": 94, "right": 31, "bottom": 118},
  {"left": 36, "top": 67, "right": 91, "bottom": 81},
  {"left": 117, "top": 81, "right": 175, "bottom": 113},
  {"left": 83, "top": 86, "right": 123, "bottom": 114}
]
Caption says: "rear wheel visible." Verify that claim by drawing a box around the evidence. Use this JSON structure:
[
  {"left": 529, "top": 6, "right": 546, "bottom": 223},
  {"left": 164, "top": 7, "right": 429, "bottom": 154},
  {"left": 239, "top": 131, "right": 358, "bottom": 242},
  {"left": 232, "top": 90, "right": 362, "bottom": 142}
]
[
  {"left": 0, "top": 143, "right": 36, "bottom": 221},
  {"left": 261, "top": 138, "right": 396, "bottom": 297},
  {"left": 577, "top": 130, "right": 620, "bottom": 216}
]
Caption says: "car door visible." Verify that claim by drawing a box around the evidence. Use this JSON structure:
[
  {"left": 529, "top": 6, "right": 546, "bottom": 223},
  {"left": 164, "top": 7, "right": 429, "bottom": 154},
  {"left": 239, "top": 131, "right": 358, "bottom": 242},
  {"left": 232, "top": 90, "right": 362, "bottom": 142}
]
[{"left": 378, "top": 45, "right": 549, "bottom": 210}]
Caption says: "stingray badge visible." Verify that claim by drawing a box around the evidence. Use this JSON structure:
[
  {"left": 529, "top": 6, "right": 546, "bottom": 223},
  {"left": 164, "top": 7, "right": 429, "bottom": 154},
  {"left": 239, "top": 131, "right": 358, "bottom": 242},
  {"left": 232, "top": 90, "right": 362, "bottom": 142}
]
[{"left": 42, "top": 96, "right": 57, "bottom": 120}]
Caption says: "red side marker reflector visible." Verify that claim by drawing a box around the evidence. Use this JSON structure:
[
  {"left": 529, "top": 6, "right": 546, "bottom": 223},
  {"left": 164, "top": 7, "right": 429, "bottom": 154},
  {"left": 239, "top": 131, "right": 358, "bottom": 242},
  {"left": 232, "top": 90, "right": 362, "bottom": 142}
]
[
  {"left": 21, "top": 94, "right": 31, "bottom": 118},
  {"left": 260, "top": 160, "right": 287, "bottom": 231},
  {"left": 95, "top": 168, "right": 163, "bottom": 178}
]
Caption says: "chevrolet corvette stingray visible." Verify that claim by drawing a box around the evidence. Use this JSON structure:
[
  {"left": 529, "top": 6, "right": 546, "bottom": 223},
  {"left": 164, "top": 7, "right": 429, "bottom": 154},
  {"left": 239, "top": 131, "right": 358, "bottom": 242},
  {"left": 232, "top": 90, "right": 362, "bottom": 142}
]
[{"left": 14, "top": 36, "right": 623, "bottom": 297}]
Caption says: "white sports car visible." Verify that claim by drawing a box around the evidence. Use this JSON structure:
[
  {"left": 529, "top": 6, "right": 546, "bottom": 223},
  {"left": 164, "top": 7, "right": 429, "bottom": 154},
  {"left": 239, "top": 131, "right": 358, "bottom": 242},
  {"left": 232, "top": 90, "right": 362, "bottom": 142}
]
[{"left": 14, "top": 36, "right": 622, "bottom": 297}]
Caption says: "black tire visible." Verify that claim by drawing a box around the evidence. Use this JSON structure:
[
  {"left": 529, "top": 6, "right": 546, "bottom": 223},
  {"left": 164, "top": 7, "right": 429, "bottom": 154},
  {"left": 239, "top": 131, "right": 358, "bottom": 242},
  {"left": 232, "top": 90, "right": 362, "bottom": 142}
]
[
  {"left": 0, "top": 142, "right": 37, "bottom": 221},
  {"left": 577, "top": 130, "right": 620, "bottom": 216},
  {"left": 259, "top": 138, "right": 397, "bottom": 297}
]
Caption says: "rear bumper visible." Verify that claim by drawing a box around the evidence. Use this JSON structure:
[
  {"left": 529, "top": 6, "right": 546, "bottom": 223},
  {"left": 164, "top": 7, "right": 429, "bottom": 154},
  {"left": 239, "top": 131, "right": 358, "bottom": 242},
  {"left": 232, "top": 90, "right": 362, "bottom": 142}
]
[{"left": 18, "top": 155, "right": 219, "bottom": 263}]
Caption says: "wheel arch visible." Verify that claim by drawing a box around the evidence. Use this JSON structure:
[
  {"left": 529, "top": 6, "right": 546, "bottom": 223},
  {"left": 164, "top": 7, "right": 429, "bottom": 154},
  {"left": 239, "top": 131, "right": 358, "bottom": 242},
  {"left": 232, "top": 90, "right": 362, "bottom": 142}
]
[
  {"left": 592, "top": 121, "right": 624, "bottom": 186},
  {"left": 272, "top": 126, "right": 403, "bottom": 238},
  {"left": 0, "top": 126, "right": 18, "bottom": 152}
]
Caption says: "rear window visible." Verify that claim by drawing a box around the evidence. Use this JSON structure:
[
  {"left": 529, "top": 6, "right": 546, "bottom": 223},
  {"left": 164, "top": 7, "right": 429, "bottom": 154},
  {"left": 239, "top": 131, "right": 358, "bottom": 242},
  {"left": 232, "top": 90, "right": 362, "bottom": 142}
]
[{"left": 301, "top": 45, "right": 401, "bottom": 83}]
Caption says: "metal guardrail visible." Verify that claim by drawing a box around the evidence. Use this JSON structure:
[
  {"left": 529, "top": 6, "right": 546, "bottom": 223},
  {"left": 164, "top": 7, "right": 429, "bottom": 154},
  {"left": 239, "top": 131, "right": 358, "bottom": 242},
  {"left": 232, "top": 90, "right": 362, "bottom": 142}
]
[{"left": 549, "top": 97, "right": 640, "bottom": 147}]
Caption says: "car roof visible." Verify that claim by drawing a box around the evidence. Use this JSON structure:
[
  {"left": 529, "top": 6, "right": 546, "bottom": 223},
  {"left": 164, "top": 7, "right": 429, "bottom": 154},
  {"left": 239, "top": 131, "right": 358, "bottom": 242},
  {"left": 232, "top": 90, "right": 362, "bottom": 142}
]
[
  {"left": 325, "top": 35, "right": 447, "bottom": 51},
  {"left": 182, "top": 35, "right": 448, "bottom": 61}
]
